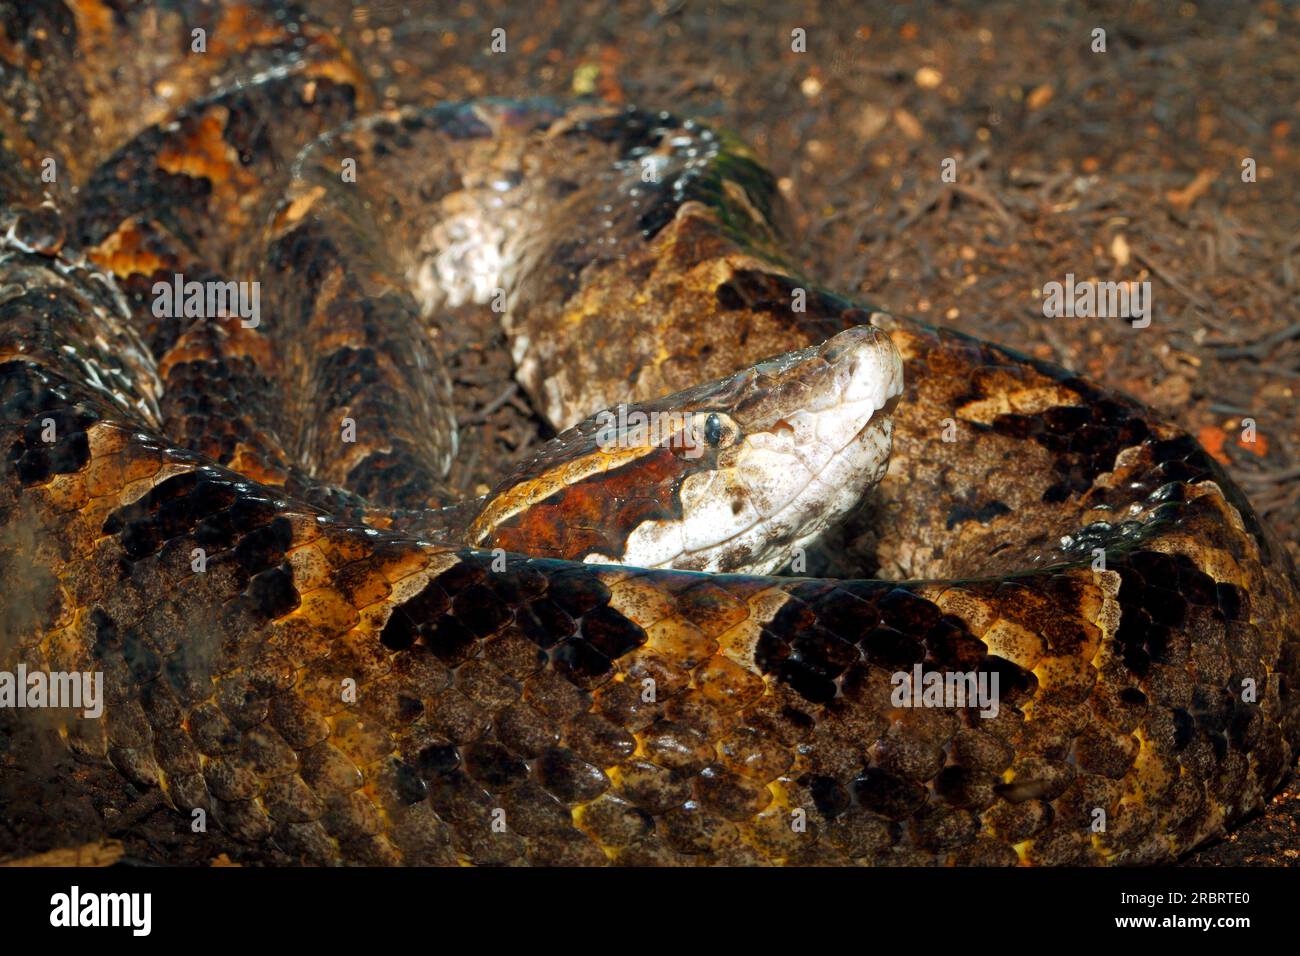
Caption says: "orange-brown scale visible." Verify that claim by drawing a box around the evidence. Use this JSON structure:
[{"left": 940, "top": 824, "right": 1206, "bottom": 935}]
[
  {"left": 1, "top": 2, "right": 358, "bottom": 193},
  {"left": 478, "top": 445, "right": 704, "bottom": 561},
  {"left": 262, "top": 201, "right": 455, "bottom": 511},
  {"left": 53, "top": 29, "right": 380, "bottom": 519},
  {"left": 71, "top": 53, "right": 370, "bottom": 356},
  {"left": 156, "top": 316, "right": 291, "bottom": 487}
]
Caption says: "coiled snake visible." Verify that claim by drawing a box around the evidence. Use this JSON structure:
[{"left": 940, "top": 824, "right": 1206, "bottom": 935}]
[{"left": 1, "top": 2, "right": 1297, "bottom": 866}]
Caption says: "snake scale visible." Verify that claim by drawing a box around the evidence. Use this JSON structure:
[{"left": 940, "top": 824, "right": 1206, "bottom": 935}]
[{"left": 1, "top": 1, "right": 1297, "bottom": 867}]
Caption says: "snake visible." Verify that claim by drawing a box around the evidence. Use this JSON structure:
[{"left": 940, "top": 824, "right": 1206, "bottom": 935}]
[{"left": 1, "top": 1, "right": 1297, "bottom": 867}]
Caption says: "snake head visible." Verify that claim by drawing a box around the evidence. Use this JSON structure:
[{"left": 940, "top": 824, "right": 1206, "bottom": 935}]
[{"left": 468, "top": 324, "right": 903, "bottom": 574}]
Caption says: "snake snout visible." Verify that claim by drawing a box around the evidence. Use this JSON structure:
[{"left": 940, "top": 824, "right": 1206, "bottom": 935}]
[{"left": 819, "top": 324, "right": 904, "bottom": 411}]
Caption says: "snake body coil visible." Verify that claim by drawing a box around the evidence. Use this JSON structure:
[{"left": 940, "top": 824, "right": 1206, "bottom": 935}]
[{"left": 1, "top": 2, "right": 1297, "bottom": 866}]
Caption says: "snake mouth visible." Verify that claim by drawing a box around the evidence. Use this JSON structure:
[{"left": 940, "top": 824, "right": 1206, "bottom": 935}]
[{"left": 589, "top": 325, "right": 904, "bottom": 575}]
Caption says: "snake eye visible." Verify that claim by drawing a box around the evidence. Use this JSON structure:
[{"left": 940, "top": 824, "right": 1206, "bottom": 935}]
[
  {"left": 704, "top": 413, "right": 723, "bottom": 446},
  {"left": 685, "top": 411, "right": 737, "bottom": 455}
]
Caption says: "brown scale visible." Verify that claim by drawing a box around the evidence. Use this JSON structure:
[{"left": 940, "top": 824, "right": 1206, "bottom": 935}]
[
  {"left": 477, "top": 446, "right": 699, "bottom": 562},
  {"left": 0, "top": 2, "right": 359, "bottom": 187},
  {"left": 40, "top": 10, "right": 386, "bottom": 520},
  {"left": 156, "top": 316, "right": 291, "bottom": 486},
  {"left": 49, "top": 27, "right": 373, "bottom": 514},
  {"left": 262, "top": 141, "right": 458, "bottom": 510},
  {"left": 0, "top": 0, "right": 1298, "bottom": 868}
]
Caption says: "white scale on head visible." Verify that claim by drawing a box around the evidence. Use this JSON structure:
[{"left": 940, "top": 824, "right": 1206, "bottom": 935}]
[{"left": 584, "top": 326, "right": 903, "bottom": 575}]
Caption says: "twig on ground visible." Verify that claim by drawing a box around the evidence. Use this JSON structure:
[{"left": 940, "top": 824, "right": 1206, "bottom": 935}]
[{"left": 1206, "top": 321, "right": 1300, "bottom": 359}]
